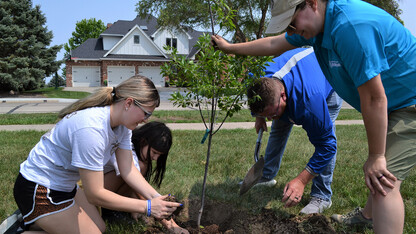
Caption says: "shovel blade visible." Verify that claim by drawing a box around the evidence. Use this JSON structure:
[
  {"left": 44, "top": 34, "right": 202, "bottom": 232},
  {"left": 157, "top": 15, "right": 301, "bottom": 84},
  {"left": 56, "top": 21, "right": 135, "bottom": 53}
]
[{"left": 239, "top": 157, "right": 265, "bottom": 195}]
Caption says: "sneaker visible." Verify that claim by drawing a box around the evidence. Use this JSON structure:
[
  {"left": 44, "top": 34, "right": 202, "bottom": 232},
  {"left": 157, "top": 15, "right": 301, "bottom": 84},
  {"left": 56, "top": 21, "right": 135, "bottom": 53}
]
[
  {"left": 238, "top": 177, "right": 276, "bottom": 187},
  {"left": 254, "top": 177, "right": 277, "bottom": 187},
  {"left": 300, "top": 197, "right": 332, "bottom": 214},
  {"left": 0, "top": 209, "right": 24, "bottom": 234},
  {"left": 331, "top": 207, "right": 373, "bottom": 228}
]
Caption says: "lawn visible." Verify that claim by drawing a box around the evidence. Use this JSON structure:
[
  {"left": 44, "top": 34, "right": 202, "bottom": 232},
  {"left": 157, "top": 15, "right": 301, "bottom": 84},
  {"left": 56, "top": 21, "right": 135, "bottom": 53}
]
[
  {"left": 24, "top": 87, "right": 91, "bottom": 99},
  {"left": 0, "top": 108, "right": 362, "bottom": 125},
  {"left": 0, "top": 126, "right": 414, "bottom": 233}
]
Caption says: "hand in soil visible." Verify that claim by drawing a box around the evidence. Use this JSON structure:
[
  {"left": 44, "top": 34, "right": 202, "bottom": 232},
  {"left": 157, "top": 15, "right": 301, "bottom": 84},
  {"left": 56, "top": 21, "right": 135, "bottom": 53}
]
[
  {"left": 164, "top": 194, "right": 184, "bottom": 219},
  {"left": 161, "top": 195, "right": 188, "bottom": 233},
  {"left": 160, "top": 218, "right": 189, "bottom": 234},
  {"left": 151, "top": 195, "right": 181, "bottom": 219}
]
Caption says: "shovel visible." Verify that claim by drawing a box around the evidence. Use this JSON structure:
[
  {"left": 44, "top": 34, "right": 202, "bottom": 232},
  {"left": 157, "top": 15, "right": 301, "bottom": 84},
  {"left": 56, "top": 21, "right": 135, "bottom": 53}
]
[{"left": 239, "top": 128, "right": 265, "bottom": 195}]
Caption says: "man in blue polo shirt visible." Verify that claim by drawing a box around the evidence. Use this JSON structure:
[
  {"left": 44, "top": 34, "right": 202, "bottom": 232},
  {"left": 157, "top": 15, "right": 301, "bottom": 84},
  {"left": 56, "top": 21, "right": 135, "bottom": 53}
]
[
  {"left": 213, "top": 0, "right": 416, "bottom": 232},
  {"left": 247, "top": 47, "right": 342, "bottom": 214}
]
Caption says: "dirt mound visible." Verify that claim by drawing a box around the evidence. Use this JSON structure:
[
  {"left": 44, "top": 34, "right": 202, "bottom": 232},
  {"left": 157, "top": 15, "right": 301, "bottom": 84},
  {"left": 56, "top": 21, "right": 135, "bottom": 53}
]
[{"left": 144, "top": 198, "right": 337, "bottom": 234}]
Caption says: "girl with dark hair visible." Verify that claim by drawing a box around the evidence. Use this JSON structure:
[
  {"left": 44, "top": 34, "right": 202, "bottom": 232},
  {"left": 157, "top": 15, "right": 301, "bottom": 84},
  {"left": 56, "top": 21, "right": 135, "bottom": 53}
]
[
  {"left": 104, "top": 121, "right": 188, "bottom": 234},
  {"left": 13, "top": 76, "right": 181, "bottom": 233}
]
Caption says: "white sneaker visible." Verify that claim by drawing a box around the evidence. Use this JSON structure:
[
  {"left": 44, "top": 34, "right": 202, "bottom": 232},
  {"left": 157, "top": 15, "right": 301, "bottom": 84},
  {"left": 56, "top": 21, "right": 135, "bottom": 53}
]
[
  {"left": 0, "top": 209, "right": 23, "bottom": 234},
  {"left": 300, "top": 197, "right": 332, "bottom": 214},
  {"left": 238, "top": 177, "right": 276, "bottom": 187},
  {"left": 254, "top": 177, "right": 277, "bottom": 187}
]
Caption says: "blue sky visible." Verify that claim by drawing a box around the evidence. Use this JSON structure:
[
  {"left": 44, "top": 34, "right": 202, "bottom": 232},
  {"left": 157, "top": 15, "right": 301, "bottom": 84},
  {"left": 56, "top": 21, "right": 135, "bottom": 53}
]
[{"left": 32, "top": 0, "right": 416, "bottom": 82}]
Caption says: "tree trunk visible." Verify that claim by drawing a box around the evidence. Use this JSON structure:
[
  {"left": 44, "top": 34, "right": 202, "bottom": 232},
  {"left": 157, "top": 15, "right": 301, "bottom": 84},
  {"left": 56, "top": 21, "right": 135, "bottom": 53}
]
[{"left": 197, "top": 128, "right": 214, "bottom": 227}]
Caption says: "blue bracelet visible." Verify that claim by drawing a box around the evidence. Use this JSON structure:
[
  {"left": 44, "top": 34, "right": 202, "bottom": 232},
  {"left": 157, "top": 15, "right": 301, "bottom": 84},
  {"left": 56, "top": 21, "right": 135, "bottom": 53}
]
[{"left": 147, "top": 200, "right": 151, "bottom": 217}]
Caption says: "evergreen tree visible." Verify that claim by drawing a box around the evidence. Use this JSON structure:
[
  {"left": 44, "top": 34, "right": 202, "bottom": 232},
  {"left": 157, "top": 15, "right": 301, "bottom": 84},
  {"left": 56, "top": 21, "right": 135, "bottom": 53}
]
[{"left": 0, "top": 0, "right": 62, "bottom": 92}]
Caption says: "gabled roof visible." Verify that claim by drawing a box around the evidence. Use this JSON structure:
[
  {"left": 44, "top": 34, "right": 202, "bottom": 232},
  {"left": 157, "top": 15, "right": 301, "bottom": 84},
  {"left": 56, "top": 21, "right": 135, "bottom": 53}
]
[
  {"left": 102, "top": 15, "right": 160, "bottom": 36},
  {"left": 103, "top": 24, "right": 168, "bottom": 58},
  {"left": 70, "top": 15, "right": 209, "bottom": 61}
]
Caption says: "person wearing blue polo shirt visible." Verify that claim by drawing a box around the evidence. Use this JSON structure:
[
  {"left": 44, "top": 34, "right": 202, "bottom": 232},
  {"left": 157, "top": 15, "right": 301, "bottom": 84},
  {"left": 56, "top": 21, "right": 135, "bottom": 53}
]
[
  {"left": 212, "top": 0, "right": 416, "bottom": 233},
  {"left": 247, "top": 47, "right": 343, "bottom": 214}
]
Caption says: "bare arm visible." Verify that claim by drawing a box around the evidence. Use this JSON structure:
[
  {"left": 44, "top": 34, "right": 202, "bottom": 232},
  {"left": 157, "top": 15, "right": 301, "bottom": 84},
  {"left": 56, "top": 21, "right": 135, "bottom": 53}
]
[
  {"left": 79, "top": 168, "right": 179, "bottom": 219},
  {"left": 357, "top": 74, "right": 396, "bottom": 195},
  {"left": 211, "top": 34, "right": 296, "bottom": 56},
  {"left": 115, "top": 148, "right": 159, "bottom": 199}
]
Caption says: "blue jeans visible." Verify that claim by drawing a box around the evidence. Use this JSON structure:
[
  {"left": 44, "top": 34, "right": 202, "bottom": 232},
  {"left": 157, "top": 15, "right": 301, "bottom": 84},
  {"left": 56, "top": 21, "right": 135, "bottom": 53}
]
[{"left": 262, "top": 92, "right": 343, "bottom": 201}]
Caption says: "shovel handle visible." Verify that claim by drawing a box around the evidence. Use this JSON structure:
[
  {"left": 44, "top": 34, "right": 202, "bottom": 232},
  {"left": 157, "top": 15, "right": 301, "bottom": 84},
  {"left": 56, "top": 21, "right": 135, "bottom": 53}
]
[{"left": 254, "top": 128, "right": 263, "bottom": 162}]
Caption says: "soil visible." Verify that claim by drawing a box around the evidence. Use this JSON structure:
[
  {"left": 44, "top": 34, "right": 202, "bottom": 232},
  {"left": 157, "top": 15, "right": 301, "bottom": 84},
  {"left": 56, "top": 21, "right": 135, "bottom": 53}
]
[{"left": 144, "top": 198, "right": 338, "bottom": 234}]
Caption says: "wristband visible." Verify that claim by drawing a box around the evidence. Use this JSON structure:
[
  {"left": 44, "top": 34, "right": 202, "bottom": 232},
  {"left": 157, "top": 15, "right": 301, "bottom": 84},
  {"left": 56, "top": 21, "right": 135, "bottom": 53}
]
[{"left": 146, "top": 200, "right": 151, "bottom": 217}]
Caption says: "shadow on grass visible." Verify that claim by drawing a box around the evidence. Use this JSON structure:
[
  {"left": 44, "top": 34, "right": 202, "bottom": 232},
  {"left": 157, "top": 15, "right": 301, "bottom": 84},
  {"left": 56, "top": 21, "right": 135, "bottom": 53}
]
[{"left": 164, "top": 179, "right": 339, "bottom": 234}]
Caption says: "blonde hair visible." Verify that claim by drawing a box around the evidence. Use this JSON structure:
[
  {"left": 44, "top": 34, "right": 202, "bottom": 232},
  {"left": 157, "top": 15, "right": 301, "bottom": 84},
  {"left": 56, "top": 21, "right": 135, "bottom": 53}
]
[{"left": 58, "top": 75, "right": 160, "bottom": 119}]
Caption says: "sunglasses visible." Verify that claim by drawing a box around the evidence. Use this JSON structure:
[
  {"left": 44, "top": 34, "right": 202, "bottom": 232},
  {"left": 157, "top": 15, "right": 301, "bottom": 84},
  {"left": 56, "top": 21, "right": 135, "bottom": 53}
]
[
  {"left": 285, "top": 1, "right": 306, "bottom": 34},
  {"left": 133, "top": 100, "right": 152, "bottom": 120},
  {"left": 253, "top": 96, "right": 281, "bottom": 119}
]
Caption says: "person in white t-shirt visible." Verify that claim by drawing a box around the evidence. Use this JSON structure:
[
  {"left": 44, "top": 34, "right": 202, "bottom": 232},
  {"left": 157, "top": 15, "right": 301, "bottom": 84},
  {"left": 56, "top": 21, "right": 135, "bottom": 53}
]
[
  {"left": 13, "top": 75, "right": 181, "bottom": 233},
  {"left": 104, "top": 121, "right": 188, "bottom": 234}
]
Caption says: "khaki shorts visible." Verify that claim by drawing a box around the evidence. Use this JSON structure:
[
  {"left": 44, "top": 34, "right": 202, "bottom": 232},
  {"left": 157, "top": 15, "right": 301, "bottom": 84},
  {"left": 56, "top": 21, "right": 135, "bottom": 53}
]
[{"left": 386, "top": 104, "right": 416, "bottom": 180}]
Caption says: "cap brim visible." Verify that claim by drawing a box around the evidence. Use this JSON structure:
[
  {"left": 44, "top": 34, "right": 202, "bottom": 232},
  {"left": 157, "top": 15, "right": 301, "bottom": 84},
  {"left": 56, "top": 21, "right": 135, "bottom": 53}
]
[{"left": 265, "top": 7, "right": 296, "bottom": 35}]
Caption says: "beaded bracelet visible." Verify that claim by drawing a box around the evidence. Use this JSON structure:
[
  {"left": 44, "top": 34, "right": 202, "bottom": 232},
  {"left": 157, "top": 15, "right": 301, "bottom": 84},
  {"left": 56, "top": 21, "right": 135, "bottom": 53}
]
[{"left": 146, "top": 200, "right": 151, "bottom": 217}]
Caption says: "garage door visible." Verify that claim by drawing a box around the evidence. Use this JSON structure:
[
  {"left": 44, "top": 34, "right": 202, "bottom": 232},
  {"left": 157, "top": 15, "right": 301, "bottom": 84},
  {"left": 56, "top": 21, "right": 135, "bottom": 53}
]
[
  {"left": 138, "top": 66, "right": 164, "bottom": 87},
  {"left": 107, "top": 66, "right": 135, "bottom": 86},
  {"left": 72, "top": 66, "right": 100, "bottom": 87}
]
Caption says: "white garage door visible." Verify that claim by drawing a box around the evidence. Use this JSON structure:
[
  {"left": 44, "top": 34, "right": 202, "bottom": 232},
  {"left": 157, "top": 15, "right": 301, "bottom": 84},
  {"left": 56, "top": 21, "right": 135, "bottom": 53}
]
[
  {"left": 72, "top": 66, "right": 100, "bottom": 87},
  {"left": 107, "top": 66, "right": 135, "bottom": 86},
  {"left": 138, "top": 66, "right": 164, "bottom": 87}
]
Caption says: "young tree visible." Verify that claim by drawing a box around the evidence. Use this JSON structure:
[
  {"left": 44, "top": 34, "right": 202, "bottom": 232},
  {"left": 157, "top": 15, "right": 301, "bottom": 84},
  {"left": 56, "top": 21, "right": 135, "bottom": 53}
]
[
  {"left": 64, "top": 18, "right": 107, "bottom": 58},
  {"left": 161, "top": 1, "right": 272, "bottom": 227},
  {"left": 0, "top": 0, "right": 62, "bottom": 92}
]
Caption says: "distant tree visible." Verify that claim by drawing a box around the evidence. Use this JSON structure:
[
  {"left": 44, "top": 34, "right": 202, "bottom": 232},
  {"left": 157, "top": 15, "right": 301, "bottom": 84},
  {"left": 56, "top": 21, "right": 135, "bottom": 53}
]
[
  {"left": 0, "top": 0, "right": 62, "bottom": 92},
  {"left": 136, "top": 0, "right": 402, "bottom": 43},
  {"left": 47, "top": 71, "right": 66, "bottom": 88},
  {"left": 366, "top": 0, "right": 403, "bottom": 24},
  {"left": 64, "top": 18, "right": 107, "bottom": 58},
  {"left": 136, "top": 0, "right": 270, "bottom": 43}
]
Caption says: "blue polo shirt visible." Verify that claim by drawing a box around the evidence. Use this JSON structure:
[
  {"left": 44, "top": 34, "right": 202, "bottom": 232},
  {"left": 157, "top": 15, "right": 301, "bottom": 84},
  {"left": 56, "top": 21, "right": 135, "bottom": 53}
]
[
  {"left": 263, "top": 48, "right": 336, "bottom": 174},
  {"left": 286, "top": 0, "right": 416, "bottom": 113}
]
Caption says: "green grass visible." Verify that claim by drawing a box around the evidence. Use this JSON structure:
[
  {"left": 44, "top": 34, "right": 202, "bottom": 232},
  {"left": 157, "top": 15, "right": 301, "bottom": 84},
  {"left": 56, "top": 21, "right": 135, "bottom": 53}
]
[
  {"left": 24, "top": 87, "right": 91, "bottom": 99},
  {"left": 0, "top": 108, "right": 362, "bottom": 125},
  {"left": 335, "top": 108, "right": 362, "bottom": 120},
  {"left": 0, "top": 126, "right": 414, "bottom": 233},
  {"left": 0, "top": 113, "right": 59, "bottom": 125}
]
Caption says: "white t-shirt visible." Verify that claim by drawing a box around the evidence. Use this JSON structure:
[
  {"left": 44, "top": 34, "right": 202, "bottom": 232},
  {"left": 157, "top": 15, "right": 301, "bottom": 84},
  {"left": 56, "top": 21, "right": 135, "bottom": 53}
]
[
  {"left": 104, "top": 144, "right": 141, "bottom": 176},
  {"left": 20, "top": 106, "right": 132, "bottom": 192}
]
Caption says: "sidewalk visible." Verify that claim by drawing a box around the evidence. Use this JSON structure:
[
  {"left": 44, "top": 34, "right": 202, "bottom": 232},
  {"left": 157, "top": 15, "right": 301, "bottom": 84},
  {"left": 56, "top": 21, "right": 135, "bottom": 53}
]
[{"left": 0, "top": 94, "right": 362, "bottom": 131}]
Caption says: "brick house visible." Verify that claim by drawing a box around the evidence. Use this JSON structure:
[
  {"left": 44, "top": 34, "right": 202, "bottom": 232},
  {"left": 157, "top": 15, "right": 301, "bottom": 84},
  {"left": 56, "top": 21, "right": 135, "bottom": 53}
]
[{"left": 65, "top": 15, "right": 207, "bottom": 87}]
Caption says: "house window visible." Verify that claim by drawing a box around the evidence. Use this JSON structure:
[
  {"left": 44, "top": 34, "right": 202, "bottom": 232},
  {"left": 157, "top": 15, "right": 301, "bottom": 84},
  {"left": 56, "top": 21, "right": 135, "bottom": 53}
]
[
  {"left": 166, "top": 38, "right": 177, "bottom": 49},
  {"left": 134, "top": 35, "right": 140, "bottom": 44}
]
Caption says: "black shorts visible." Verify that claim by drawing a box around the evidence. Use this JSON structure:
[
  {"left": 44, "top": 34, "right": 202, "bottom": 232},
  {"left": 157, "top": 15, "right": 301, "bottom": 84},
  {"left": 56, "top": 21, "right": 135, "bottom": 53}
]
[{"left": 13, "top": 173, "right": 77, "bottom": 228}]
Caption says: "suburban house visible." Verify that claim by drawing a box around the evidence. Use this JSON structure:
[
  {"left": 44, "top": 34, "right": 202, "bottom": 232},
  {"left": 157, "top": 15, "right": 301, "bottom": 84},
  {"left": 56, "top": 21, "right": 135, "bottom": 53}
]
[{"left": 65, "top": 15, "right": 207, "bottom": 87}]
